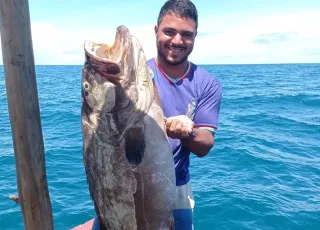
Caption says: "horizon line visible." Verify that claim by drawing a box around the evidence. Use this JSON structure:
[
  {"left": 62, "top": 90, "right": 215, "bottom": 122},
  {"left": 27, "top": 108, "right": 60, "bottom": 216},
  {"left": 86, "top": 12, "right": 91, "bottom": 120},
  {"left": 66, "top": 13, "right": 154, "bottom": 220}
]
[{"left": 1, "top": 62, "right": 319, "bottom": 66}]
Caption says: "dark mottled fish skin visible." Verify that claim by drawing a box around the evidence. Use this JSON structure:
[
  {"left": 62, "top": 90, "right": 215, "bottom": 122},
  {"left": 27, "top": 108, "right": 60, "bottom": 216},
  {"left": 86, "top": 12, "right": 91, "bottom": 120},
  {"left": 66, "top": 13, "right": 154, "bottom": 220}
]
[{"left": 81, "top": 26, "right": 176, "bottom": 230}]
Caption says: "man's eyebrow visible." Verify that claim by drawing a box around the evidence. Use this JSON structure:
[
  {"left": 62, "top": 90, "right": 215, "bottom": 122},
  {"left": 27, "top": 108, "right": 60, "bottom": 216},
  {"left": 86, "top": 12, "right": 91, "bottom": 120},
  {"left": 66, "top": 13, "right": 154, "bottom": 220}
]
[
  {"left": 162, "top": 27, "right": 176, "bottom": 31},
  {"left": 162, "top": 27, "right": 194, "bottom": 34}
]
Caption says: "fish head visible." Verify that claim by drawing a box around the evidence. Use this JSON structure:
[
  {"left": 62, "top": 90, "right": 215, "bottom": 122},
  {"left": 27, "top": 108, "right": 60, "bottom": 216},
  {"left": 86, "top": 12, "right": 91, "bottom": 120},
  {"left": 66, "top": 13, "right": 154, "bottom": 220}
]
[{"left": 81, "top": 25, "right": 153, "bottom": 116}]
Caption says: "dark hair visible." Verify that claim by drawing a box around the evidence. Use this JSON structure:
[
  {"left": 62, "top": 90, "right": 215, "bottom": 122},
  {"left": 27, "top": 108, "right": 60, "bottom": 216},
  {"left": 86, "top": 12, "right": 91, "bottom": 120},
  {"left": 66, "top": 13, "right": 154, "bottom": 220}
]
[{"left": 157, "top": 0, "right": 198, "bottom": 29}]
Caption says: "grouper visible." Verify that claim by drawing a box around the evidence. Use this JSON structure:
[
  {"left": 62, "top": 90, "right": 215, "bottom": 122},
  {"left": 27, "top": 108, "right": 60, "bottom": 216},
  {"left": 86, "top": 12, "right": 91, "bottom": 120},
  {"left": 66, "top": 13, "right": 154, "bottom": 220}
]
[{"left": 81, "top": 25, "right": 176, "bottom": 230}]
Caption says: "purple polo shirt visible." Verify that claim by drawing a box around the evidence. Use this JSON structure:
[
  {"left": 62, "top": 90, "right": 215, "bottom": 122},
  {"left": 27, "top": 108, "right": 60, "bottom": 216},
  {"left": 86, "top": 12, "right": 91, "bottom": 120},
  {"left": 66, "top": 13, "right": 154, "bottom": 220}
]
[{"left": 147, "top": 58, "right": 222, "bottom": 186}]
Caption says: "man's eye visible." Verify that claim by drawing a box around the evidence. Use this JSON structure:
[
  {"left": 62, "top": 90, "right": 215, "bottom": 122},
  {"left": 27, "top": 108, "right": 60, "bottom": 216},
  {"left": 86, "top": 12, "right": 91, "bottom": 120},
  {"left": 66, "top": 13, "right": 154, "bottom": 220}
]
[
  {"left": 164, "top": 30, "right": 174, "bottom": 36},
  {"left": 182, "top": 33, "right": 193, "bottom": 38}
]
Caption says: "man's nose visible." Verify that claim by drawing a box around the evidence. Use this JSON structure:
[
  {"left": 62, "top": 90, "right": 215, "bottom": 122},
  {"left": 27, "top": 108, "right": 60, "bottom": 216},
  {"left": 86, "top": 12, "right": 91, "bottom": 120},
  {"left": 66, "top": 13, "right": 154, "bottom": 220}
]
[{"left": 172, "top": 33, "right": 183, "bottom": 44}]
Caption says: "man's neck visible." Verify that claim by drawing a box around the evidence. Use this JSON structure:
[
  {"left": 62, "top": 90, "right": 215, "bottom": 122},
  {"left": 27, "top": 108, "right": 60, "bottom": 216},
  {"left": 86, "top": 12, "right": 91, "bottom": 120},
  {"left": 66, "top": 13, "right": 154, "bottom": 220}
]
[{"left": 156, "top": 57, "right": 189, "bottom": 79}]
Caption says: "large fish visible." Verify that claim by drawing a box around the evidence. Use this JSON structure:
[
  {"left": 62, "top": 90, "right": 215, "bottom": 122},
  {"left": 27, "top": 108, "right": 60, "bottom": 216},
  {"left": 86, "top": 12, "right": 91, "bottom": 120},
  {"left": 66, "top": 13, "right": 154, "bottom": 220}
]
[{"left": 81, "top": 25, "right": 176, "bottom": 230}]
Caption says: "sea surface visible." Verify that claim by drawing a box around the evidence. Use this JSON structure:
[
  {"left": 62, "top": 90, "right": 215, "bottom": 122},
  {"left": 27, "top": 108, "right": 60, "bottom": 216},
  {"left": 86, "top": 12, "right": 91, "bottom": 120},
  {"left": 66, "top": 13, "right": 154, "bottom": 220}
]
[{"left": 0, "top": 63, "right": 319, "bottom": 230}]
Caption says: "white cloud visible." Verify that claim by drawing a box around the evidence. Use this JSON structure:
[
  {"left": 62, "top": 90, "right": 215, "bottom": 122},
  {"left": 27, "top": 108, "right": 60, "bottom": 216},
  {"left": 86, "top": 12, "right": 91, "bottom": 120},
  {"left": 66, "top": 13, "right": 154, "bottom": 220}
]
[
  {"left": 0, "top": 10, "right": 319, "bottom": 65},
  {"left": 191, "top": 10, "right": 320, "bottom": 64},
  {"left": 0, "top": 21, "right": 157, "bottom": 65}
]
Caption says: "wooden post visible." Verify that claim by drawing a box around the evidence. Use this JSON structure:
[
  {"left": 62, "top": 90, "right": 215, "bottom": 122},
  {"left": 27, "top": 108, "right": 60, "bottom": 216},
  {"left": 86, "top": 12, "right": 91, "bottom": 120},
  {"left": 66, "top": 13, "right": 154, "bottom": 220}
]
[{"left": 0, "top": 0, "right": 54, "bottom": 229}]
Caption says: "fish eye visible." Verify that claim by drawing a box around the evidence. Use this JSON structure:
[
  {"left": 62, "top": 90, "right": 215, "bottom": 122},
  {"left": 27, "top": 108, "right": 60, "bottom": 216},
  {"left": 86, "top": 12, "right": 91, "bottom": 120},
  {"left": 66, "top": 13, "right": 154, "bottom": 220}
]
[{"left": 83, "top": 82, "right": 90, "bottom": 91}]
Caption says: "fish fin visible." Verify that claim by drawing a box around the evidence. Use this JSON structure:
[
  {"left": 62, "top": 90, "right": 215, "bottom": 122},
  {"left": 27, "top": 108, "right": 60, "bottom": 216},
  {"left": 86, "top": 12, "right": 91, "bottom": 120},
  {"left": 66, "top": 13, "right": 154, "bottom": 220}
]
[{"left": 125, "top": 126, "right": 145, "bottom": 165}]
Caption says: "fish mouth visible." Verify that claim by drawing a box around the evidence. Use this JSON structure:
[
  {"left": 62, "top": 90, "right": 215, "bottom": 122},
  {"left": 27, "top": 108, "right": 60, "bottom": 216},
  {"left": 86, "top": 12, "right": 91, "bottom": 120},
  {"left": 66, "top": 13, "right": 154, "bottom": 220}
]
[{"left": 84, "top": 26, "right": 130, "bottom": 82}]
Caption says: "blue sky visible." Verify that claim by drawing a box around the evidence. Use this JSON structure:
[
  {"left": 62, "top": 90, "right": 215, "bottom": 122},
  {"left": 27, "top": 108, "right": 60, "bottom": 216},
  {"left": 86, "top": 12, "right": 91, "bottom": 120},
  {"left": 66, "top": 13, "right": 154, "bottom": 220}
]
[{"left": 1, "top": 0, "right": 320, "bottom": 64}]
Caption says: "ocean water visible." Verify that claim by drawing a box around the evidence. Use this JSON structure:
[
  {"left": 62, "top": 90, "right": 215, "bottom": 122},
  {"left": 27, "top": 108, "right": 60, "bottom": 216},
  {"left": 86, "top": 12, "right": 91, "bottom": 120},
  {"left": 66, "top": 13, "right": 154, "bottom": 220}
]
[{"left": 0, "top": 63, "right": 319, "bottom": 230}]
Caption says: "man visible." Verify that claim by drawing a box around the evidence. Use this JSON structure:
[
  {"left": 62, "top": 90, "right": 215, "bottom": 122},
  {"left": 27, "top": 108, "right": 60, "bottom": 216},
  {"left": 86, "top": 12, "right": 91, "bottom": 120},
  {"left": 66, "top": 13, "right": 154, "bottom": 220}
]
[
  {"left": 92, "top": 1, "right": 221, "bottom": 229},
  {"left": 146, "top": 0, "right": 222, "bottom": 229}
]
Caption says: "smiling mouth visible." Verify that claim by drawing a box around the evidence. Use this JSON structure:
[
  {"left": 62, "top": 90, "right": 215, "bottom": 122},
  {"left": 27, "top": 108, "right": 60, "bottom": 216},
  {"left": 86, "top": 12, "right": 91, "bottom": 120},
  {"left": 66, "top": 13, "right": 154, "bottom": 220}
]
[{"left": 168, "top": 46, "right": 185, "bottom": 52}]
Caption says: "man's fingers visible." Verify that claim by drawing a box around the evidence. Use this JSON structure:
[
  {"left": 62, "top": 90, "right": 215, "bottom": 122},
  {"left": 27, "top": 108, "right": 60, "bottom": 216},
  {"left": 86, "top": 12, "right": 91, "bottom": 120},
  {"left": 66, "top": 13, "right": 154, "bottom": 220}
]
[
  {"left": 165, "top": 116, "right": 195, "bottom": 139},
  {"left": 173, "top": 122, "right": 182, "bottom": 137},
  {"left": 165, "top": 118, "right": 173, "bottom": 129},
  {"left": 166, "top": 119, "right": 174, "bottom": 138},
  {"left": 168, "top": 119, "right": 178, "bottom": 132},
  {"left": 167, "top": 120, "right": 178, "bottom": 138},
  {"left": 181, "top": 126, "right": 190, "bottom": 138},
  {"left": 166, "top": 119, "right": 183, "bottom": 139}
]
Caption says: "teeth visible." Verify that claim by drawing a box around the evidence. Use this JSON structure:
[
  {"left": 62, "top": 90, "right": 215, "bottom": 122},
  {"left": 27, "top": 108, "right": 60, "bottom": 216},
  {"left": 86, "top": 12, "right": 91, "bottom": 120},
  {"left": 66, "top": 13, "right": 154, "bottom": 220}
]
[{"left": 170, "top": 47, "right": 183, "bottom": 52}]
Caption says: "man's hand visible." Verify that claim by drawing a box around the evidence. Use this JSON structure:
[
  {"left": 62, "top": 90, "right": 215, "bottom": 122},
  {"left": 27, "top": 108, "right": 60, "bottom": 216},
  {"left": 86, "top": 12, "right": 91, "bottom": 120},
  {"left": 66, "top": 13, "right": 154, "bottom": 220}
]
[
  {"left": 164, "top": 115, "right": 194, "bottom": 139},
  {"left": 164, "top": 115, "right": 214, "bottom": 157}
]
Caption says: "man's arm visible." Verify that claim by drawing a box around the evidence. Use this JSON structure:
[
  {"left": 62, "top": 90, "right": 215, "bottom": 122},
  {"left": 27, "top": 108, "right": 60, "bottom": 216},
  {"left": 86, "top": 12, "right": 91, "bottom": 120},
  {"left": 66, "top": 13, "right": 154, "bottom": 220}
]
[
  {"left": 181, "top": 128, "right": 214, "bottom": 157},
  {"left": 165, "top": 118, "right": 214, "bottom": 157},
  {"left": 165, "top": 79, "right": 221, "bottom": 157}
]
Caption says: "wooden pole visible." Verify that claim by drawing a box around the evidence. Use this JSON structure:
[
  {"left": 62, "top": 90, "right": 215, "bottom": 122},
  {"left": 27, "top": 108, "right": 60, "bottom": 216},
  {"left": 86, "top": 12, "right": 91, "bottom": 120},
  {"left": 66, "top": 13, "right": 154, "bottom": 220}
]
[{"left": 0, "top": 0, "right": 54, "bottom": 229}]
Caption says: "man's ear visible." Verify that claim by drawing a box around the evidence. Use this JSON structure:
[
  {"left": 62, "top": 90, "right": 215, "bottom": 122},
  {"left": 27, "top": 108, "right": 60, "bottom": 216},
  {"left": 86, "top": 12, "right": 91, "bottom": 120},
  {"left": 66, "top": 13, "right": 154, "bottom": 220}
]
[{"left": 154, "top": 25, "right": 158, "bottom": 35}]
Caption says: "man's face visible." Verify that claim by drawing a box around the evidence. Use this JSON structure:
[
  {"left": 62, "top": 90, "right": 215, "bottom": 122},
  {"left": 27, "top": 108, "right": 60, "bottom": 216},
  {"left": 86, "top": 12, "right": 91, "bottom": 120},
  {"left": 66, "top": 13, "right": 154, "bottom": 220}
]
[{"left": 155, "top": 13, "right": 197, "bottom": 65}]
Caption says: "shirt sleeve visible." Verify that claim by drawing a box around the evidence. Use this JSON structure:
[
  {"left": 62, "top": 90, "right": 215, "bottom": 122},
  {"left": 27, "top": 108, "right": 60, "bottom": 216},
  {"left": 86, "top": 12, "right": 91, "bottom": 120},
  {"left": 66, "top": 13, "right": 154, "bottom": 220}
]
[
  {"left": 193, "top": 81, "right": 222, "bottom": 132},
  {"left": 147, "top": 66, "right": 155, "bottom": 80}
]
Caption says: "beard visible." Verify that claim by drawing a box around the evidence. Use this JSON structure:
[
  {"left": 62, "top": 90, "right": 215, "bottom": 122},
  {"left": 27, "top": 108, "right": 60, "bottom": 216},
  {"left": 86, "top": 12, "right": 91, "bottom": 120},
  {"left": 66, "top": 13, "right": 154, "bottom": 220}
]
[
  {"left": 158, "top": 51, "right": 188, "bottom": 65},
  {"left": 156, "top": 40, "right": 191, "bottom": 66},
  {"left": 158, "top": 50, "right": 188, "bottom": 65}
]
